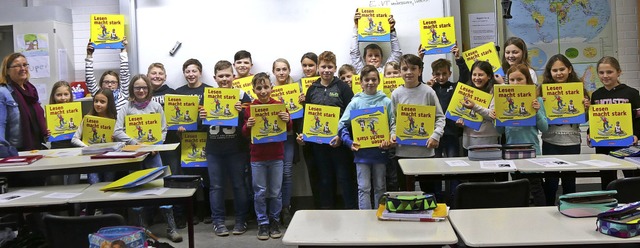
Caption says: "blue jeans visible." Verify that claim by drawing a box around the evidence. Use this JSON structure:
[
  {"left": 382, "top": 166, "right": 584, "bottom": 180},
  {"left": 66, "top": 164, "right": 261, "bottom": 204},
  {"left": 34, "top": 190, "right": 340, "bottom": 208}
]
[
  {"left": 434, "top": 135, "right": 461, "bottom": 202},
  {"left": 207, "top": 151, "right": 249, "bottom": 225},
  {"left": 312, "top": 144, "right": 357, "bottom": 209},
  {"left": 282, "top": 134, "right": 295, "bottom": 208},
  {"left": 356, "top": 163, "right": 386, "bottom": 209},
  {"left": 542, "top": 141, "right": 578, "bottom": 206},
  {"left": 251, "top": 160, "right": 283, "bottom": 225}
]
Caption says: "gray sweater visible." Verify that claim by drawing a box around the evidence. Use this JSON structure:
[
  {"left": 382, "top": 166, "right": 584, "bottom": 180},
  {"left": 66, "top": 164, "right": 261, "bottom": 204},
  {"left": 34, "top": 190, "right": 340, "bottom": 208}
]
[
  {"left": 113, "top": 101, "right": 167, "bottom": 145},
  {"left": 462, "top": 99, "right": 500, "bottom": 149},
  {"left": 390, "top": 83, "right": 445, "bottom": 157}
]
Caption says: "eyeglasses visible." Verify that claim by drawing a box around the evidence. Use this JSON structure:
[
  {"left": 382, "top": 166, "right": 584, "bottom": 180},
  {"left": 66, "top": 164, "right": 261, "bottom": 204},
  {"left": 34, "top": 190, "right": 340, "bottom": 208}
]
[
  {"left": 134, "top": 87, "right": 149, "bottom": 91},
  {"left": 103, "top": 80, "right": 118, "bottom": 85},
  {"left": 9, "top": 63, "right": 29, "bottom": 69}
]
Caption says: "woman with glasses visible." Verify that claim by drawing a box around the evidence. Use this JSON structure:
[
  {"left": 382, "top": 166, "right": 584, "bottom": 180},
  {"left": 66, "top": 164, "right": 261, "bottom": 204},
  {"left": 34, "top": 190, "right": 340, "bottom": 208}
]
[{"left": 85, "top": 37, "right": 130, "bottom": 111}]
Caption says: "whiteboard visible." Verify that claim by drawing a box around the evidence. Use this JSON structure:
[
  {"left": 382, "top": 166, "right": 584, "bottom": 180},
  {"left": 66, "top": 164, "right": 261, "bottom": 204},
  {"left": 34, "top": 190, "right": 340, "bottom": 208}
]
[{"left": 135, "top": 0, "right": 448, "bottom": 89}]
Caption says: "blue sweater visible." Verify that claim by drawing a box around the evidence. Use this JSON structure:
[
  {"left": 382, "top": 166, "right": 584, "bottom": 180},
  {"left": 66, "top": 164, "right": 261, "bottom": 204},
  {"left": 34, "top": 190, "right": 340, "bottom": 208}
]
[
  {"left": 496, "top": 97, "right": 549, "bottom": 155},
  {"left": 338, "top": 91, "right": 394, "bottom": 164}
]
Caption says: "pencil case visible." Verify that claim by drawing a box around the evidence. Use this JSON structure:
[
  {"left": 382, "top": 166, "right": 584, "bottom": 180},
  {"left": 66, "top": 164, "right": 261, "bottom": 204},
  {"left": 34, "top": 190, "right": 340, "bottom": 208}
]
[
  {"left": 558, "top": 190, "right": 618, "bottom": 217},
  {"left": 502, "top": 143, "right": 536, "bottom": 159},
  {"left": 163, "top": 175, "right": 201, "bottom": 189},
  {"left": 597, "top": 201, "right": 640, "bottom": 238},
  {"left": 468, "top": 144, "right": 502, "bottom": 161},
  {"left": 383, "top": 191, "right": 437, "bottom": 212}
]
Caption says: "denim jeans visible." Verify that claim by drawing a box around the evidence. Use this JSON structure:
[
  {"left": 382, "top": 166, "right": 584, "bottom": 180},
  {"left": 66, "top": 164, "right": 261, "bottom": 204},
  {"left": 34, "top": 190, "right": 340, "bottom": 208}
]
[
  {"left": 356, "top": 163, "right": 386, "bottom": 209},
  {"left": 282, "top": 134, "right": 295, "bottom": 208},
  {"left": 312, "top": 144, "right": 357, "bottom": 209},
  {"left": 434, "top": 135, "right": 461, "bottom": 202},
  {"left": 542, "top": 142, "right": 578, "bottom": 205},
  {"left": 207, "top": 151, "right": 249, "bottom": 225},
  {"left": 251, "top": 160, "right": 283, "bottom": 225}
]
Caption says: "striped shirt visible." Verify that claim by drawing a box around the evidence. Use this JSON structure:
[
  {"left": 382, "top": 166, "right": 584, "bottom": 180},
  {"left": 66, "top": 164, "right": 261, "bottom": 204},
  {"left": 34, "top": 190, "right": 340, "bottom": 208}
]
[{"left": 85, "top": 52, "right": 130, "bottom": 111}]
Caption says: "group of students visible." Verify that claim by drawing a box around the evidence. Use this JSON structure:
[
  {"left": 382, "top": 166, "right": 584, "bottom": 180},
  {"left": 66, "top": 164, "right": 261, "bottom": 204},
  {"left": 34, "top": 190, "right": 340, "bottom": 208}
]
[{"left": 1, "top": 11, "right": 639, "bottom": 243}]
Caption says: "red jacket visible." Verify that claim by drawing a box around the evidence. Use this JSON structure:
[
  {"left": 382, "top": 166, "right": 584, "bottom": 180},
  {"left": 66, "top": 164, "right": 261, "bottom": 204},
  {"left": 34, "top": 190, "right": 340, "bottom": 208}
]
[{"left": 242, "top": 98, "right": 292, "bottom": 162}]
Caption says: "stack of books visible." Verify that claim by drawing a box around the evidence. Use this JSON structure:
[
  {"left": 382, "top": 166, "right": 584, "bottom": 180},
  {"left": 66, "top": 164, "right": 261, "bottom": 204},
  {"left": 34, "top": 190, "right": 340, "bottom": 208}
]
[
  {"left": 81, "top": 142, "right": 126, "bottom": 155},
  {"left": 0, "top": 155, "right": 44, "bottom": 166}
]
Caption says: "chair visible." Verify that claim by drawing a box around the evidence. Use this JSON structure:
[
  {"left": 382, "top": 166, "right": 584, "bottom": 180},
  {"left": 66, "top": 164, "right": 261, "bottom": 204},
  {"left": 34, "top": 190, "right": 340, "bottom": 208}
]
[
  {"left": 43, "top": 213, "right": 126, "bottom": 248},
  {"left": 606, "top": 176, "right": 640, "bottom": 203},
  {"left": 454, "top": 179, "right": 530, "bottom": 209}
]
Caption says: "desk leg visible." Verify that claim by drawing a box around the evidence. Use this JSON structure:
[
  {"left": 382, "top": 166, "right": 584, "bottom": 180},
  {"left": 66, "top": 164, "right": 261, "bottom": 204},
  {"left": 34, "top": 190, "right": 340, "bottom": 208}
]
[
  {"left": 405, "top": 175, "right": 415, "bottom": 191},
  {"left": 186, "top": 197, "right": 194, "bottom": 248}
]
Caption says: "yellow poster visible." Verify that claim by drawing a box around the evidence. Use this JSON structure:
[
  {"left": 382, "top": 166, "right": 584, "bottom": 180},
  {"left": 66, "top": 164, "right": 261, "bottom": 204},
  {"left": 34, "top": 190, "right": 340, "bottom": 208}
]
[
  {"left": 46, "top": 102, "right": 83, "bottom": 142},
  {"left": 541, "top": 82, "right": 586, "bottom": 124},
  {"left": 89, "top": 14, "right": 125, "bottom": 49},
  {"left": 494, "top": 85, "right": 537, "bottom": 126},
  {"left": 302, "top": 104, "right": 340, "bottom": 144},
  {"left": 462, "top": 42, "right": 504, "bottom": 77},
  {"left": 203, "top": 87, "right": 241, "bottom": 126},
  {"left": 272, "top": 83, "right": 303, "bottom": 119},
  {"left": 589, "top": 103, "right": 633, "bottom": 147},
  {"left": 301, "top": 76, "right": 319, "bottom": 95},
  {"left": 350, "top": 107, "right": 389, "bottom": 149},
  {"left": 382, "top": 77, "right": 404, "bottom": 98},
  {"left": 125, "top": 113, "right": 162, "bottom": 145},
  {"left": 357, "top": 8, "right": 391, "bottom": 42},
  {"left": 81, "top": 115, "right": 115, "bottom": 145},
  {"left": 419, "top": 16, "right": 456, "bottom": 55},
  {"left": 164, "top": 94, "right": 198, "bottom": 131},
  {"left": 251, "top": 104, "right": 287, "bottom": 144},
  {"left": 181, "top": 132, "right": 207, "bottom": 167},
  {"left": 445, "top": 83, "right": 492, "bottom": 130},
  {"left": 232, "top": 75, "right": 256, "bottom": 99},
  {"left": 396, "top": 104, "right": 435, "bottom": 146}
]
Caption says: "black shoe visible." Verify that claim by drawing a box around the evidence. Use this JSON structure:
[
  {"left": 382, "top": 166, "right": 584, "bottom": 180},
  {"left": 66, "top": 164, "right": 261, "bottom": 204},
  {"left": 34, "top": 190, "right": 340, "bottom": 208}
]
[
  {"left": 281, "top": 207, "right": 292, "bottom": 227},
  {"left": 203, "top": 216, "right": 213, "bottom": 224},
  {"left": 175, "top": 216, "right": 186, "bottom": 229},
  {"left": 269, "top": 221, "right": 282, "bottom": 239},
  {"left": 257, "top": 224, "right": 269, "bottom": 240}
]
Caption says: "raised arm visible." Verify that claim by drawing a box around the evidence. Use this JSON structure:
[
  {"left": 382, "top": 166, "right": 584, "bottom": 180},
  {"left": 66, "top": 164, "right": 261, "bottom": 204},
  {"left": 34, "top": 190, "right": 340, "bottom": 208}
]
[
  {"left": 119, "top": 38, "right": 130, "bottom": 102},
  {"left": 350, "top": 9, "right": 365, "bottom": 73},
  {"left": 85, "top": 41, "right": 99, "bottom": 97},
  {"left": 385, "top": 15, "right": 402, "bottom": 65}
]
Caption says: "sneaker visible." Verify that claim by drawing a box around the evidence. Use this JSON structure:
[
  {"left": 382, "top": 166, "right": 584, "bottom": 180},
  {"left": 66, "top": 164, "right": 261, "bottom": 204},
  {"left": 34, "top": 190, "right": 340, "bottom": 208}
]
[
  {"left": 232, "top": 222, "right": 247, "bottom": 235},
  {"left": 213, "top": 224, "right": 229, "bottom": 237},
  {"left": 257, "top": 224, "right": 269, "bottom": 240},
  {"left": 269, "top": 221, "right": 282, "bottom": 239},
  {"left": 167, "top": 229, "right": 183, "bottom": 243},
  {"left": 175, "top": 216, "right": 186, "bottom": 229},
  {"left": 192, "top": 216, "right": 200, "bottom": 225},
  {"left": 203, "top": 216, "right": 213, "bottom": 224},
  {"left": 281, "top": 207, "right": 292, "bottom": 227}
]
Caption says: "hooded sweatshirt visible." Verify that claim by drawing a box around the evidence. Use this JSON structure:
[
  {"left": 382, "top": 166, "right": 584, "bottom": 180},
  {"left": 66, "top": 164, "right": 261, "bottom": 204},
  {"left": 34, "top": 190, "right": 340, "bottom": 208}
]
[{"left": 338, "top": 91, "right": 394, "bottom": 164}]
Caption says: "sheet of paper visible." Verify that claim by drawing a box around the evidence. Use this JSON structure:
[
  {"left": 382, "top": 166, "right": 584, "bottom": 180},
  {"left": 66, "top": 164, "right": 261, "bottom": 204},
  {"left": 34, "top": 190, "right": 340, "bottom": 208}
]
[
  {"left": 45, "top": 149, "right": 82, "bottom": 158},
  {"left": 445, "top": 160, "right": 470, "bottom": 167},
  {"left": 42, "top": 192, "right": 82, "bottom": 199},
  {"left": 577, "top": 160, "right": 620, "bottom": 167},
  {"left": 479, "top": 160, "right": 516, "bottom": 171},
  {"left": 0, "top": 190, "right": 42, "bottom": 203},
  {"left": 111, "top": 187, "right": 169, "bottom": 197},
  {"left": 103, "top": 152, "right": 138, "bottom": 156},
  {"left": 527, "top": 158, "right": 577, "bottom": 167}
]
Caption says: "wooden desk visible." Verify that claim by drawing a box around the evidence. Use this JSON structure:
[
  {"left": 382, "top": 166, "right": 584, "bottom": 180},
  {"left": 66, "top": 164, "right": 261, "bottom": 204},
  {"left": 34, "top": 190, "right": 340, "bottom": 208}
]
[
  {"left": 69, "top": 181, "right": 197, "bottom": 248},
  {"left": 282, "top": 210, "right": 457, "bottom": 247},
  {"left": 0, "top": 148, "right": 146, "bottom": 176},
  {"left": 449, "top": 206, "right": 640, "bottom": 247}
]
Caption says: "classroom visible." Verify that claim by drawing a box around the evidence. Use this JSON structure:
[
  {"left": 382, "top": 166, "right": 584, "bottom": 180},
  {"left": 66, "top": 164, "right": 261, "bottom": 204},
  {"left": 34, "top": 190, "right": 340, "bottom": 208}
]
[{"left": 0, "top": 0, "right": 639, "bottom": 247}]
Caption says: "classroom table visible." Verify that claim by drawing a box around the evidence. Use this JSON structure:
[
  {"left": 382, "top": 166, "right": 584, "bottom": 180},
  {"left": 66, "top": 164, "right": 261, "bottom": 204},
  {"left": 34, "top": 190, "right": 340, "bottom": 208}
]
[
  {"left": 448, "top": 206, "right": 640, "bottom": 247},
  {"left": 282, "top": 210, "right": 458, "bottom": 247},
  {"left": 0, "top": 148, "right": 147, "bottom": 176},
  {"left": 69, "top": 181, "right": 197, "bottom": 248},
  {"left": 0, "top": 184, "right": 90, "bottom": 213}
]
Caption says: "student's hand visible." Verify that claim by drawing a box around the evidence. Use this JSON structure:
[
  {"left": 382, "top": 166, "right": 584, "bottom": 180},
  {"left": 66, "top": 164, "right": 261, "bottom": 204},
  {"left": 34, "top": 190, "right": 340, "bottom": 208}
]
[
  {"left": 427, "top": 76, "right": 437, "bottom": 87},
  {"left": 389, "top": 15, "right": 396, "bottom": 31},
  {"left": 329, "top": 136, "right": 341, "bottom": 147},
  {"left": 351, "top": 141, "right": 360, "bottom": 151},
  {"left": 489, "top": 109, "right": 497, "bottom": 119},
  {"left": 199, "top": 107, "right": 207, "bottom": 119},
  {"left": 380, "top": 139, "right": 391, "bottom": 149},
  {"left": 455, "top": 118, "right": 464, "bottom": 127},
  {"left": 427, "top": 138, "right": 439, "bottom": 149},
  {"left": 234, "top": 101, "right": 243, "bottom": 112},
  {"left": 299, "top": 93, "right": 305, "bottom": 104},
  {"left": 247, "top": 117, "right": 255, "bottom": 127},
  {"left": 177, "top": 126, "right": 186, "bottom": 133},
  {"left": 532, "top": 98, "right": 540, "bottom": 111},
  {"left": 46, "top": 129, "right": 51, "bottom": 138},
  {"left": 86, "top": 39, "right": 95, "bottom": 58},
  {"left": 353, "top": 9, "right": 361, "bottom": 27},
  {"left": 494, "top": 74, "right": 505, "bottom": 84},
  {"left": 278, "top": 112, "right": 290, "bottom": 122},
  {"left": 121, "top": 36, "right": 128, "bottom": 52},
  {"left": 452, "top": 44, "right": 461, "bottom": 60},
  {"left": 461, "top": 99, "right": 476, "bottom": 109},
  {"left": 583, "top": 97, "right": 591, "bottom": 110},
  {"left": 390, "top": 134, "right": 397, "bottom": 144},
  {"left": 634, "top": 135, "right": 638, "bottom": 145},
  {"left": 417, "top": 44, "right": 425, "bottom": 60},
  {"left": 151, "top": 151, "right": 157, "bottom": 156},
  {"left": 296, "top": 133, "right": 305, "bottom": 145},
  {"left": 586, "top": 134, "right": 592, "bottom": 148}
]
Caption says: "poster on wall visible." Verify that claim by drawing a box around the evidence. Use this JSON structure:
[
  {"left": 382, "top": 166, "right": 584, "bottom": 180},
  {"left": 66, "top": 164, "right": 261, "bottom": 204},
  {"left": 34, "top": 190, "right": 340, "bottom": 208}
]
[{"left": 16, "top": 33, "right": 50, "bottom": 79}]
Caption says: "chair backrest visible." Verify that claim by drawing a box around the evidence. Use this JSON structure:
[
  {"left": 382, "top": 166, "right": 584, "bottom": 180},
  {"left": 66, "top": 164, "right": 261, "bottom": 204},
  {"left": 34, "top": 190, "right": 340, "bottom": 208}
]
[
  {"left": 454, "top": 179, "right": 530, "bottom": 209},
  {"left": 606, "top": 176, "right": 640, "bottom": 204},
  {"left": 43, "top": 213, "right": 126, "bottom": 248}
]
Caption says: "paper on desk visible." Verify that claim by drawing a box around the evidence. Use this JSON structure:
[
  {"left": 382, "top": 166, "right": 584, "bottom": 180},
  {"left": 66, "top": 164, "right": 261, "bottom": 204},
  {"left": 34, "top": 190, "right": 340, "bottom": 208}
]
[
  {"left": 577, "top": 160, "right": 620, "bottom": 167},
  {"left": 44, "top": 149, "right": 82, "bottom": 158},
  {"left": 42, "top": 192, "right": 82, "bottom": 199},
  {"left": 480, "top": 160, "right": 516, "bottom": 171},
  {"left": 0, "top": 190, "right": 42, "bottom": 203},
  {"left": 527, "top": 158, "right": 577, "bottom": 167},
  {"left": 111, "top": 187, "right": 169, "bottom": 197},
  {"left": 445, "top": 160, "right": 470, "bottom": 167}
]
